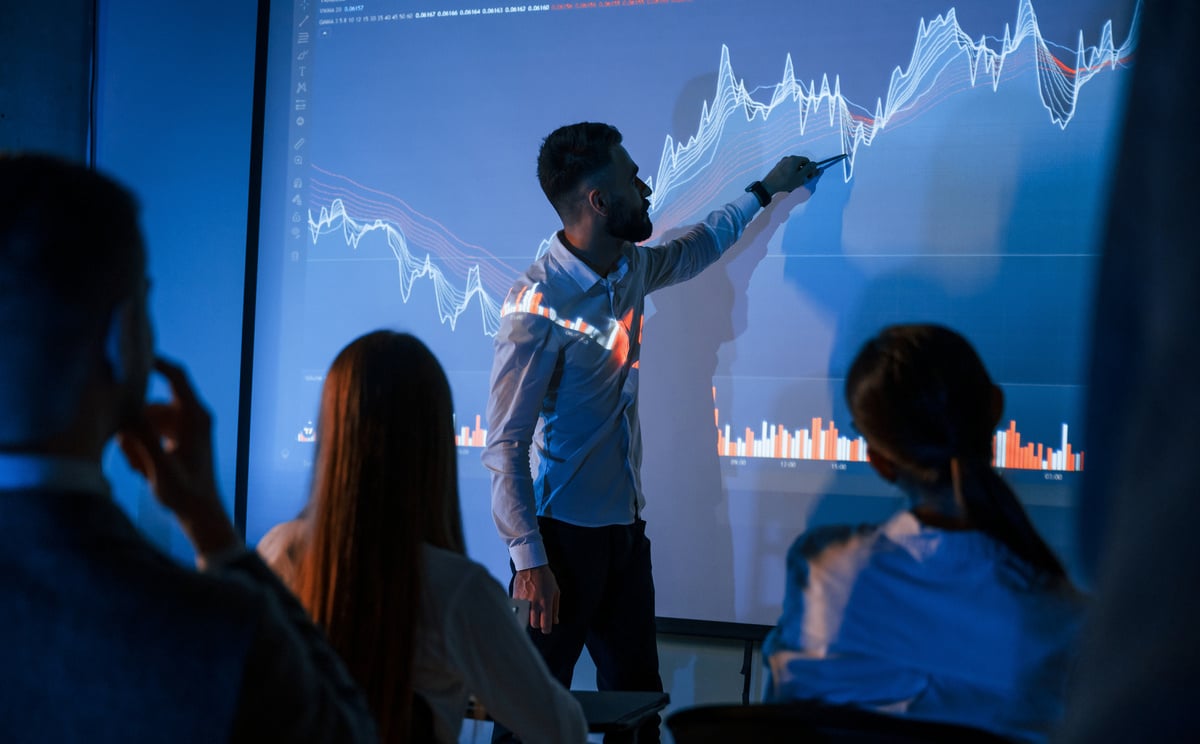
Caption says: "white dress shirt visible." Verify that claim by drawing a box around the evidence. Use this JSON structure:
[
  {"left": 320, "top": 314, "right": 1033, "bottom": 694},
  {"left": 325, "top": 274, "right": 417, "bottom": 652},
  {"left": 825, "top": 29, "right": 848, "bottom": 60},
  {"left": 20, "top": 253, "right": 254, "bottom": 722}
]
[{"left": 483, "top": 193, "right": 762, "bottom": 570}]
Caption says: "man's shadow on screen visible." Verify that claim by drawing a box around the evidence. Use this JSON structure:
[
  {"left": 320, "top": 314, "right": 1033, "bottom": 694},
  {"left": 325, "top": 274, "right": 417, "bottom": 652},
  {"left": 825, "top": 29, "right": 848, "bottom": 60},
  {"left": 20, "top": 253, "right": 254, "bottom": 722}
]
[
  {"left": 639, "top": 184, "right": 816, "bottom": 624},
  {"left": 776, "top": 165, "right": 992, "bottom": 534}
]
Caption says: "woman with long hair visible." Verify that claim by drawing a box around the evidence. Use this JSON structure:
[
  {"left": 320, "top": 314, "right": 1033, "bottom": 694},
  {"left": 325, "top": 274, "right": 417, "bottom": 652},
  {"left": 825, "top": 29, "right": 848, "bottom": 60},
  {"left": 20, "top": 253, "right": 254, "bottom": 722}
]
[
  {"left": 763, "top": 324, "right": 1084, "bottom": 742},
  {"left": 259, "top": 330, "right": 586, "bottom": 743}
]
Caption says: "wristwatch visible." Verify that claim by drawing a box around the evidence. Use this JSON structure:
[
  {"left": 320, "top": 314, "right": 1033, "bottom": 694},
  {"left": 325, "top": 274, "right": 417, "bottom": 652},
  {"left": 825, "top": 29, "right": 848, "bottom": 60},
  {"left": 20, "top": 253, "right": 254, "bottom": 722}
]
[{"left": 745, "top": 180, "right": 771, "bottom": 208}]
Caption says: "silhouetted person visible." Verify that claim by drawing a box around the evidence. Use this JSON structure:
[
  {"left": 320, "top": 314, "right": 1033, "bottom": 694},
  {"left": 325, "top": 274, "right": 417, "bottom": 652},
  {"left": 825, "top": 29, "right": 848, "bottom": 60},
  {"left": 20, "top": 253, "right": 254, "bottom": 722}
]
[
  {"left": 0, "top": 154, "right": 376, "bottom": 742},
  {"left": 1058, "top": 0, "right": 1200, "bottom": 739}
]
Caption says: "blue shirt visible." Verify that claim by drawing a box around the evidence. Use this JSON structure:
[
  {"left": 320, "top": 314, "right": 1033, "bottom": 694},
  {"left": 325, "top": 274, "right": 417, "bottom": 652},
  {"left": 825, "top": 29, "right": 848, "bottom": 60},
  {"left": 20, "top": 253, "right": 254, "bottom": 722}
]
[
  {"left": 763, "top": 511, "right": 1085, "bottom": 743},
  {"left": 0, "top": 453, "right": 109, "bottom": 496},
  {"left": 482, "top": 193, "right": 761, "bottom": 570}
]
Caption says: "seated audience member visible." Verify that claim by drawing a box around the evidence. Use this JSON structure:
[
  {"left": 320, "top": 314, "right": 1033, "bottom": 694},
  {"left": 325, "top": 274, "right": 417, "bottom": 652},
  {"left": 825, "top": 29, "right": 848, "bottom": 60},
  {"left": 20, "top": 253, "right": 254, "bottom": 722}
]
[
  {"left": 763, "top": 323, "right": 1084, "bottom": 743},
  {"left": 258, "top": 330, "right": 587, "bottom": 744},
  {"left": 0, "top": 154, "right": 376, "bottom": 741}
]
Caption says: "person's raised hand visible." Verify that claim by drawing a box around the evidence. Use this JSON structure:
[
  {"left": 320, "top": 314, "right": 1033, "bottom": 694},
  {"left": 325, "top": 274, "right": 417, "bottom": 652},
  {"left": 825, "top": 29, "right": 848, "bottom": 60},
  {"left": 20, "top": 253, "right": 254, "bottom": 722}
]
[
  {"left": 760, "top": 155, "right": 820, "bottom": 197},
  {"left": 116, "top": 357, "right": 239, "bottom": 558},
  {"left": 514, "top": 564, "right": 561, "bottom": 635}
]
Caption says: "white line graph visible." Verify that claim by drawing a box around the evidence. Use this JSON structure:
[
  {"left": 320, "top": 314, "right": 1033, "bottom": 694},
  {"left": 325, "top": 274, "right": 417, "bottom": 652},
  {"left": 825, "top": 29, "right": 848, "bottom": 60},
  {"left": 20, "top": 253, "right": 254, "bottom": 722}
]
[{"left": 308, "top": 0, "right": 1139, "bottom": 337}]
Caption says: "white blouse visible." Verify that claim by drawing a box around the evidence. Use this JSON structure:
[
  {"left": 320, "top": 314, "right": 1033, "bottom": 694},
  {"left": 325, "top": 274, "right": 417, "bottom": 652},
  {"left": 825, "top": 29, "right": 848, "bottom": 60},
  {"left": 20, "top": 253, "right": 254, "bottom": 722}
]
[{"left": 258, "top": 520, "right": 587, "bottom": 743}]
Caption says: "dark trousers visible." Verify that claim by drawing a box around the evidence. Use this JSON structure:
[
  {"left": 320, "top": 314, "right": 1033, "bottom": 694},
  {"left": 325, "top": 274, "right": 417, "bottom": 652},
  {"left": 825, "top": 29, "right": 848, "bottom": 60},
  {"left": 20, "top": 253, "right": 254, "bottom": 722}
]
[{"left": 494, "top": 517, "right": 663, "bottom": 743}]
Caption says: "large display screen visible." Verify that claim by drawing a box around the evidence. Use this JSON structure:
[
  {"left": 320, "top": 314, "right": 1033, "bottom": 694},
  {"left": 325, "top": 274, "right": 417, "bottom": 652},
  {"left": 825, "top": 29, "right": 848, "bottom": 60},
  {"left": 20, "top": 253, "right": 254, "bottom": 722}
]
[{"left": 245, "top": 0, "right": 1139, "bottom": 627}]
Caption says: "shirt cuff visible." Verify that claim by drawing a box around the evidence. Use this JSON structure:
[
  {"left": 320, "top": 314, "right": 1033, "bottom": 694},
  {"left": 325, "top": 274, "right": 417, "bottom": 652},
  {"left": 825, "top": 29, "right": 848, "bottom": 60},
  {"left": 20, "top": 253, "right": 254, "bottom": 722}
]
[
  {"left": 734, "top": 191, "right": 763, "bottom": 220},
  {"left": 510, "top": 540, "right": 549, "bottom": 572}
]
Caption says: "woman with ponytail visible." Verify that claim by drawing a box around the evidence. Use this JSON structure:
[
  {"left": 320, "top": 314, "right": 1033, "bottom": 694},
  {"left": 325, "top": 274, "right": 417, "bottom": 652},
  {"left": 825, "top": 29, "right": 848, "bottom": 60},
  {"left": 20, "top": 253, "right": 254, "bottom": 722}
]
[
  {"left": 258, "top": 331, "right": 586, "bottom": 744},
  {"left": 763, "top": 324, "right": 1084, "bottom": 742}
]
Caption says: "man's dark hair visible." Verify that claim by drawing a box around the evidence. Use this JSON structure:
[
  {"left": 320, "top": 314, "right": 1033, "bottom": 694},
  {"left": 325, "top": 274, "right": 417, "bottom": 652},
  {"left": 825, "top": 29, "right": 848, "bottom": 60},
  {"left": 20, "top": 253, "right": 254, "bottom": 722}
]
[
  {"left": 0, "top": 153, "right": 143, "bottom": 307},
  {"left": 536, "top": 122, "right": 623, "bottom": 218},
  {"left": 0, "top": 153, "right": 145, "bottom": 443}
]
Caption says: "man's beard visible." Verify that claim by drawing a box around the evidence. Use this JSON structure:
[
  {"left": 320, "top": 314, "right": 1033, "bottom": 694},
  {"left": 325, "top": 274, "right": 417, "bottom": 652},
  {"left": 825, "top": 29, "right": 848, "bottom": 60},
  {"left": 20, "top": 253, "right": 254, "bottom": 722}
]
[{"left": 608, "top": 197, "right": 653, "bottom": 243}]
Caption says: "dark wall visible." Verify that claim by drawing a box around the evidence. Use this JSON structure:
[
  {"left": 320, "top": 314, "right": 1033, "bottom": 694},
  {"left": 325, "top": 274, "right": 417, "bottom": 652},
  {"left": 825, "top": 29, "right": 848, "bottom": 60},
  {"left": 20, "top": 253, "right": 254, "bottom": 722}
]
[{"left": 0, "top": 0, "right": 93, "bottom": 159}]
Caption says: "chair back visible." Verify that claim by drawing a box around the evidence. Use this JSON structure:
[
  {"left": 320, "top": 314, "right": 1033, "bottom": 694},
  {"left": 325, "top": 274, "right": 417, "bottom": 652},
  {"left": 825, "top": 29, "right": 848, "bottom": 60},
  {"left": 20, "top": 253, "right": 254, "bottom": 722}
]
[
  {"left": 410, "top": 693, "right": 437, "bottom": 742},
  {"left": 666, "top": 701, "right": 1013, "bottom": 743}
]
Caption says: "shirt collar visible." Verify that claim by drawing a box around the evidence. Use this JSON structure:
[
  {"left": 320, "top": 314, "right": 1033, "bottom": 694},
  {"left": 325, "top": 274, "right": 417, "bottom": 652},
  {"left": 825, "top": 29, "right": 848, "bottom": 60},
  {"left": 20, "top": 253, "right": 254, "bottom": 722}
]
[
  {"left": 549, "top": 232, "right": 630, "bottom": 291},
  {"left": 880, "top": 509, "right": 997, "bottom": 563},
  {"left": 880, "top": 510, "right": 923, "bottom": 541},
  {"left": 0, "top": 453, "right": 110, "bottom": 496}
]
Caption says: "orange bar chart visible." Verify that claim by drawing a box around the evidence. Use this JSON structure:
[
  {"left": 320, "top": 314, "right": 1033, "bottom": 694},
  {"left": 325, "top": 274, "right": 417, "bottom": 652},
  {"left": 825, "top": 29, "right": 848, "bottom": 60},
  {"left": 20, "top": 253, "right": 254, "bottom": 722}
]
[
  {"left": 455, "top": 414, "right": 488, "bottom": 448},
  {"left": 713, "top": 388, "right": 1084, "bottom": 471},
  {"left": 994, "top": 420, "right": 1084, "bottom": 472},
  {"left": 713, "top": 387, "right": 868, "bottom": 463}
]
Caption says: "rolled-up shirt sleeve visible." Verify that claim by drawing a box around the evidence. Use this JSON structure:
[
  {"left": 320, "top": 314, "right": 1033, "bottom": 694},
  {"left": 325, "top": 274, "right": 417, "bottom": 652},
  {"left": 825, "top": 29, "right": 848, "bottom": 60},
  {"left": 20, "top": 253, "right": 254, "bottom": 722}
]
[
  {"left": 482, "top": 309, "right": 561, "bottom": 571},
  {"left": 640, "top": 192, "right": 760, "bottom": 293}
]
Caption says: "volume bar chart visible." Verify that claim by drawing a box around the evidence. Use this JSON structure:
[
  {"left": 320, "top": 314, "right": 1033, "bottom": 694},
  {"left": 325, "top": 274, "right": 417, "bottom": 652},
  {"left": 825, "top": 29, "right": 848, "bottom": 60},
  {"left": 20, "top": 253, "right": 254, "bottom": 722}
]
[
  {"left": 455, "top": 415, "right": 488, "bottom": 449},
  {"left": 714, "top": 388, "right": 868, "bottom": 462},
  {"left": 719, "top": 417, "right": 868, "bottom": 462},
  {"left": 996, "top": 420, "right": 1084, "bottom": 472},
  {"left": 714, "top": 388, "right": 1084, "bottom": 472}
]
